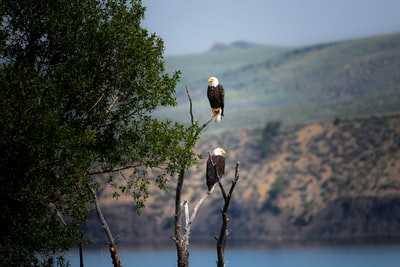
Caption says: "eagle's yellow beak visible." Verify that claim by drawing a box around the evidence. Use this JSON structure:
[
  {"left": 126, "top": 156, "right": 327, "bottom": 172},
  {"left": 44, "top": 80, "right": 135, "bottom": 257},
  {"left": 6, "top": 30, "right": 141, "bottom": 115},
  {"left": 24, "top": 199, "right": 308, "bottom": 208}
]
[
  {"left": 208, "top": 78, "right": 213, "bottom": 83},
  {"left": 221, "top": 149, "right": 227, "bottom": 155}
]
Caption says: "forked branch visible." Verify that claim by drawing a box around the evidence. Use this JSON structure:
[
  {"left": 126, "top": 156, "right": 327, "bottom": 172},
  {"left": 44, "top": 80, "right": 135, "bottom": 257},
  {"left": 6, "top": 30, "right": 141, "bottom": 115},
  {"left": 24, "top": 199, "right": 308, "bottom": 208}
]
[
  {"left": 216, "top": 162, "right": 240, "bottom": 267},
  {"left": 177, "top": 192, "right": 209, "bottom": 249}
]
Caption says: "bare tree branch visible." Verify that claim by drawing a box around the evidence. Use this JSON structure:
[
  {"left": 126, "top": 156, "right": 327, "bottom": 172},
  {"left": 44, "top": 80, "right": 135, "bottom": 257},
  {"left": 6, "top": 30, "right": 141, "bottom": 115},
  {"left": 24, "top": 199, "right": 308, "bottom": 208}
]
[
  {"left": 201, "top": 115, "right": 215, "bottom": 131},
  {"left": 185, "top": 85, "right": 194, "bottom": 125},
  {"left": 106, "top": 96, "right": 119, "bottom": 114},
  {"left": 90, "top": 93, "right": 105, "bottom": 110},
  {"left": 182, "top": 192, "right": 209, "bottom": 242},
  {"left": 90, "top": 186, "right": 123, "bottom": 267},
  {"left": 217, "top": 181, "right": 227, "bottom": 202},
  {"left": 188, "top": 193, "right": 208, "bottom": 227},
  {"left": 89, "top": 163, "right": 141, "bottom": 176},
  {"left": 185, "top": 84, "right": 213, "bottom": 130},
  {"left": 56, "top": 210, "right": 67, "bottom": 226}
]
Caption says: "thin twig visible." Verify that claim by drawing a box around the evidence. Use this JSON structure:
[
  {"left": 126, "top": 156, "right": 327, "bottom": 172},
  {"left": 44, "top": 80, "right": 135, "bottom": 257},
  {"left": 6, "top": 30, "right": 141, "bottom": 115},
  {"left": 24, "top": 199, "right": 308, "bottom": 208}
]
[
  {"left": 229, "top": 162, "right": 240, "bottom": 196},
  {"left": 106, "top": 96, "right": 119, "bottom": 114},
  {"left": 56, "top": 210, "right": 67, "bottom": 226},
  {"left": 189, "top": 193, "right": 208, "bottom": 225},
  {"left": 89, "top": 163, "right": 140, "bottom": 175},
  {"left": 90, "top": 186, "right": 123, "bottom": 267},
  {"left": 90, "top": 93, "right": 105, "bottom": 110},
  {"left": 185, "top": 85, "right": 194, "bottom": 125},
  {"left": 201, "top": 115, "right": 214, "bottom": 131},
  {"left": 185, "top": 84, "right": 213, "bottom": 130}
]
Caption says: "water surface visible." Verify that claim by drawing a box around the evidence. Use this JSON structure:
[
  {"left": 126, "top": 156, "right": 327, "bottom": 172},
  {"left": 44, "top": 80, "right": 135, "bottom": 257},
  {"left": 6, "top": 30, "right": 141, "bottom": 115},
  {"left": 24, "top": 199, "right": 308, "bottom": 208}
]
[{"left": 66, "top": 243, "right": 400, "bottom": 267}]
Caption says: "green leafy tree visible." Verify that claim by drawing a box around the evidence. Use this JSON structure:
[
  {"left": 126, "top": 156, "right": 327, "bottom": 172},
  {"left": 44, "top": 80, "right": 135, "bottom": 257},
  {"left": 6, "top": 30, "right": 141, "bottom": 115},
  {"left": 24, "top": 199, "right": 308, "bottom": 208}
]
[{"left": 0, "top": 0, "right": 186, "bottom": 265}]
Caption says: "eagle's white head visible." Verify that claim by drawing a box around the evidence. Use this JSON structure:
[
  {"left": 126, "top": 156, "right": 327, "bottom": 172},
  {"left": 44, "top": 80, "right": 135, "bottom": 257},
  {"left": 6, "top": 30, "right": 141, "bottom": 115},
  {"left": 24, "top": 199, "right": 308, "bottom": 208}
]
[
  {"left": 212, "top": 147, "right": 226, "bottom": 156},
  {"left": 208, "top": 76, "right": 219, "bottom": 87}
]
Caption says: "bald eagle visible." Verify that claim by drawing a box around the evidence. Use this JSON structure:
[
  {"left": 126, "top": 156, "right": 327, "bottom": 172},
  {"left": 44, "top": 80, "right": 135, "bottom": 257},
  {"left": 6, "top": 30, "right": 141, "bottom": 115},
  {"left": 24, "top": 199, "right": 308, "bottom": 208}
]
[
  {"left": 206, "top": 147, "right": 226, "bottom": 193},
  {"left": 207, "top": 77, "right": 225, "bottom": 122}
]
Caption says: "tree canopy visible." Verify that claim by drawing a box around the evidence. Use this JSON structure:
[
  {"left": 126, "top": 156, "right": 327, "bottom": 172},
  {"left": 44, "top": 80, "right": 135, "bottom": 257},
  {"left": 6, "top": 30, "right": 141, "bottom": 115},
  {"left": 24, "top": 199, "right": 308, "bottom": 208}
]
[{"left": 0, "top": 0, "right": 188, "bottom": 265}]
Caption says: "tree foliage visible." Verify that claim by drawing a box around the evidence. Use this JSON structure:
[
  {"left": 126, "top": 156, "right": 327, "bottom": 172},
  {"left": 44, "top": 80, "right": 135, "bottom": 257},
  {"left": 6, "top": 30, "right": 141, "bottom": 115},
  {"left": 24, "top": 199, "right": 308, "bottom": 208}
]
[{"left": 0, "top": 0, "right": 186, "bottom": 264}]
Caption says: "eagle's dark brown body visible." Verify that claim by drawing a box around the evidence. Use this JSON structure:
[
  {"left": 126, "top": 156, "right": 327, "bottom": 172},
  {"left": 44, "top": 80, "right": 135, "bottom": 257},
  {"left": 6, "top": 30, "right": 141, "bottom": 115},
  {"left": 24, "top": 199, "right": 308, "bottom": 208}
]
[
  {"left": 206, "top": 155, "right": 226, "bottom": 191},
  {"left": 207, "top": 84, "right": 225, "bottom": 116}
]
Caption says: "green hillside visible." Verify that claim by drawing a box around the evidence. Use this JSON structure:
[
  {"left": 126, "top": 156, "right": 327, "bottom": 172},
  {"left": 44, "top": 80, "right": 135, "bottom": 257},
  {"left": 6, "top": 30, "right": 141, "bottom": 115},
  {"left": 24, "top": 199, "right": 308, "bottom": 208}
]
[{"left": 156, "top": 32, "right": 400, "bottom": 133}]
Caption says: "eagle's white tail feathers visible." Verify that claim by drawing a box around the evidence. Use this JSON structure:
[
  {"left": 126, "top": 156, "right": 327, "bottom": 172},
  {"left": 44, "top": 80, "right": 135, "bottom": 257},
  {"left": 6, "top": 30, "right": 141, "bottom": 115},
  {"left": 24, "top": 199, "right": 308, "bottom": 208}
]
[
  {"left": 213, "top": 109, "right": 222, "bottom": 122},
  {"left": 215, "top": 114, "right": 222, "bottom": 123}
]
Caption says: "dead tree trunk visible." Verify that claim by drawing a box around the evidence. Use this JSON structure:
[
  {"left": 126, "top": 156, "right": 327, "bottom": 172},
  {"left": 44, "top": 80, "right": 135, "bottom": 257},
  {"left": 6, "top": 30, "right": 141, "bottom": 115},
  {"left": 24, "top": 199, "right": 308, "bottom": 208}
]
[
  {"left": 216, "top": 162, "right": 240, "bottom": 267},
  {"left": 172, "top": 168, "right": 210, "bottom": 267},
  {"left": 91, "top": 187, "right": 123, "bottom": 267},
  {"left": 173, "top": 168, "right": 189, "bottom": 267},
  {"left": 171, "top": 86, "right": 213, "bottom": 266}
]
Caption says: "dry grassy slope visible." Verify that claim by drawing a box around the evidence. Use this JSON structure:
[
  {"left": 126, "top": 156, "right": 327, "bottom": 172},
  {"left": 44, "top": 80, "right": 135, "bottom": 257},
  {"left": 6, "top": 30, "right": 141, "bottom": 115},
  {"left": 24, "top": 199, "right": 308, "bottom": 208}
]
[
  {"left": 198, "top": 115, "right": 400, "bottom": 226},
  {"left": 90, "top": 114, "right": 400, "bottom": 245},
  {"left": 266, "top": 116, "right": 400, "bottom": 219}
]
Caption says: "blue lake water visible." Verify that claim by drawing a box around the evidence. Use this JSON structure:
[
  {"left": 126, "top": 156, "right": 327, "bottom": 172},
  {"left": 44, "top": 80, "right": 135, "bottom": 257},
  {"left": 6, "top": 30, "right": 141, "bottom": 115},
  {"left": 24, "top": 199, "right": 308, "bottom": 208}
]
[{"left": 66, "top": 243, "right": 400, "bottom": 267}]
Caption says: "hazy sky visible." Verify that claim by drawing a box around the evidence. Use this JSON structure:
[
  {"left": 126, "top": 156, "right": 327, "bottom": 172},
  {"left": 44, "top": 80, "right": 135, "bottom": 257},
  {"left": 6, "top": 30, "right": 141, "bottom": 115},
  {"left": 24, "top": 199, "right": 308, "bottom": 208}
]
[{"left": 142, "top": 0, "right": 400, "bottom": 55}]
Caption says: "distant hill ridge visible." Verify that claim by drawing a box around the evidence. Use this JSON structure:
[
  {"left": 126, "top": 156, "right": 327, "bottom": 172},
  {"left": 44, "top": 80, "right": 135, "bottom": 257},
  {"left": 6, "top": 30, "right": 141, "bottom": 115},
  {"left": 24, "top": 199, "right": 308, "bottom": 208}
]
[
  {"left": 159, "top": 32, "right": 400, "bottom": 133},
  {"left": 209, "top": 41, "right": 263, "bottom": 51}
]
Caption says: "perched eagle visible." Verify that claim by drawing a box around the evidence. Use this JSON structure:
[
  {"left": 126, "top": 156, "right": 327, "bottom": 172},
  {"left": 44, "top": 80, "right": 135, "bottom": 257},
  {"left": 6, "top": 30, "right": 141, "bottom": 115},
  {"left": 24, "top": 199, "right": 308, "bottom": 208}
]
[
  {"left": 207, "top": 77, "right": 225, "bottom": 122},
  {"left": 206, "top": 147, "right": 226, "bottom": 193}
]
